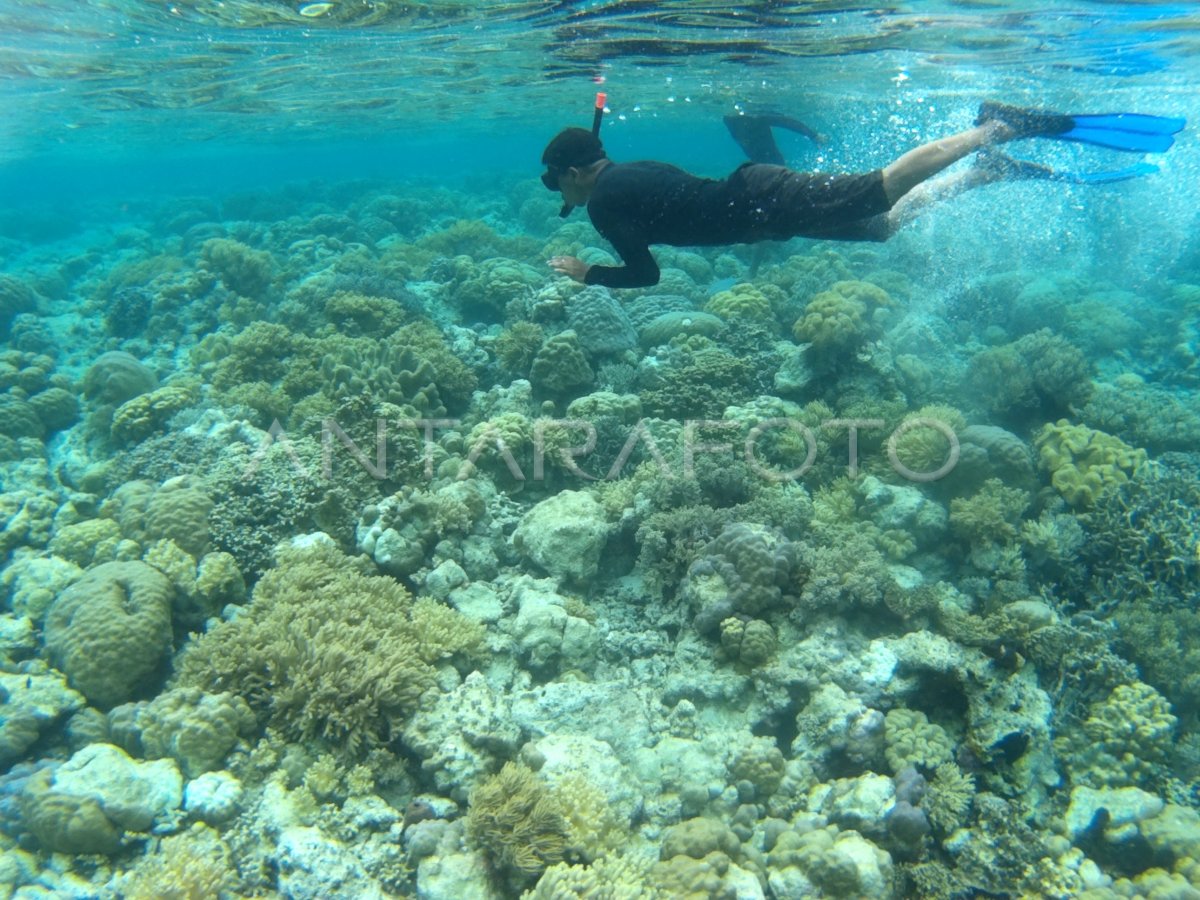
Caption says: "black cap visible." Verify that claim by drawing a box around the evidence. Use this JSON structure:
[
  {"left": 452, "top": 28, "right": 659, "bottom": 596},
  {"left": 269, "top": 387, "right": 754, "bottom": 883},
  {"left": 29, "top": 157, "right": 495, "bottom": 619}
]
[
  {"left": 542, "top": 127, "right": 607, "bottom": 217},
  {"left": 542, "top": 127, "right": 606, "bottom": 171}
]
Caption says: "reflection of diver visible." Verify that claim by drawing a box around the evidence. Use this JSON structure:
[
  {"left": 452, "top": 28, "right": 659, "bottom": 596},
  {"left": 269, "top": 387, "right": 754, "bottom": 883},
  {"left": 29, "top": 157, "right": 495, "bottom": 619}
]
[
  {"left": 544, "top": 102, "right": 1185, "bottom": 289},
  {"left": 723, "top": 112, "right": 825, "bottom": 165}
]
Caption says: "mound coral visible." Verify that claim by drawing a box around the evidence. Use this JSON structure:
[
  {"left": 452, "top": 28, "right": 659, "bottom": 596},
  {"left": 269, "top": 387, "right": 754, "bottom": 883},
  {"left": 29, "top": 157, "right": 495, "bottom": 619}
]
[
  {"left": 791, "top": 279, "right": 893, "bottom": 357},
  {"left": 639, "top": 309, "right": 726, "bottom": 348},
  {"left": 884, "top": 708, "right": 955, "bottom": 774},
  {"left": 566, "top": 286, "right": 638, "bottom": 356},
  {"left": 81, "top": 351, "right": 158, "bottom": 407},
  {"left": 199, "top": 237, "right": 274, "bottom": 299},
  {"left": 705, "top": 282, "right": 779, "bottom": 328},
  {"left": 110, "top": 384, "right": 198, "bottom": 445},
  {"left": 494, "top": 321, "right": 545, "bottom": 377},
  {"left": 639, "top": 349, "right": 758, "bottom": 420},
  {"left": 949, "top": 477, "right": 1032, "bottom": 546},
  {"left": 1078, "top": 681, "right": 1176, "bottom": 788},
  {"left": 43, "top": 561, "right": 175, "bottom": 709},
  {"left": 682, "top": 523, "right": 803, "bottom": 632},
  {"left": 968, "top": 329, "right": 1093, "bottom": 419},
  {"left": 0, "top": 272, "right": 36, "bottom": 335},
  {"left": 109, "top": 688, "right": 256, "bottom": 777},
  {"left": 720, "top": 617, "right": 778, "bottom": 668},
  {"left": 530, "top": 330, "right": 594, "bottom": 397}
]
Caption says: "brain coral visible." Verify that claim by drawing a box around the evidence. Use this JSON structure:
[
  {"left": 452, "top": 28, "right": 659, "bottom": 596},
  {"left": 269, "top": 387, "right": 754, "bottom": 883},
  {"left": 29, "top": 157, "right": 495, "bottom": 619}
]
[
  {"left": 682, "top": 523, "right": 803, "bottom": 632},
  {"left": 566, "top": 286, "right": 638, "bottom": 356},
  {"left": 81, "top": 351, "right": 158, "bottom": 407},
  {"left": 43, "top": 561, "right": 174, "bottom": 708}
]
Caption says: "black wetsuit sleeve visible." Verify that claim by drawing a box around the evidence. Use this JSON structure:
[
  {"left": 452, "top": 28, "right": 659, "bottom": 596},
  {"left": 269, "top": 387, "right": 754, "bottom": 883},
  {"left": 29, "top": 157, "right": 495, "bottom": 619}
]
[
  {"left": 583, "top": 207, "right": 660, "bottom": 288},
  {"left": 583, "top": 240, "right": 660, "bottom": 288}
]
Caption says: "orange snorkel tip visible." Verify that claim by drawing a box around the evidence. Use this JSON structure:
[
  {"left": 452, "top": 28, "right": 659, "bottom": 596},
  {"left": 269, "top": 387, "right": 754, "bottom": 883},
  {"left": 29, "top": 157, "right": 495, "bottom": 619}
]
[{"left": 592, "top": 92, "right": 606, "bottom": 136}]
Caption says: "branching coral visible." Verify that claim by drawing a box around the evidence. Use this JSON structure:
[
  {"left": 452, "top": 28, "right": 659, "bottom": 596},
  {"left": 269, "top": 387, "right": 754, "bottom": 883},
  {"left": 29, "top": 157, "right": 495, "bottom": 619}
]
[
  {"left": 173, "top": 540, "right": 483, "bottom": 760},
  {"left": 467, "top": 762, "right": 570, "bottom": 886}
]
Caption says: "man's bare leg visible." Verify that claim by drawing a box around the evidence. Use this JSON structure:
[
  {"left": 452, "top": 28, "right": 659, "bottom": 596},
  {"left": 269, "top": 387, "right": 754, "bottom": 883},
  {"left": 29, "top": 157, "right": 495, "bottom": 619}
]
[
  {"left": 881, "top": 121, "right": 1012, "bottom": 205},
  {"left": 884, "top": 167, "right": 992, "bottom": 232}
]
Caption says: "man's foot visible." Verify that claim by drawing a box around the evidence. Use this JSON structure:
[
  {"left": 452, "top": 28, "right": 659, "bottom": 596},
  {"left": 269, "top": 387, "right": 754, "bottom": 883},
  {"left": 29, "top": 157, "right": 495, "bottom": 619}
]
[
  {"left": 975, "top": 102, "right": 1075, "bottom": 138},
  {"left": 973, "top": 149, "right": 1060, "bottom": 183}
]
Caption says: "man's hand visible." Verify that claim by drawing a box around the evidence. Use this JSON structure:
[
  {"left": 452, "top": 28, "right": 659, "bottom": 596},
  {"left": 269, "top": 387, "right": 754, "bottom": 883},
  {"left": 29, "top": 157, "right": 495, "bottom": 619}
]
[{"left": 549, "top": 255, "right": 590, "bottom": 283}]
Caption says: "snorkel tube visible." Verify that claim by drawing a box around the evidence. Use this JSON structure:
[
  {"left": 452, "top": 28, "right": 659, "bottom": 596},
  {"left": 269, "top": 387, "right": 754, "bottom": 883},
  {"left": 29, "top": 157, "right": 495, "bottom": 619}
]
[
  {"left": 592, "top": 91, "right": 607, "bottom": 137},
  {"left": 557, "top": 92, "right": 607, "bottom": 218}
]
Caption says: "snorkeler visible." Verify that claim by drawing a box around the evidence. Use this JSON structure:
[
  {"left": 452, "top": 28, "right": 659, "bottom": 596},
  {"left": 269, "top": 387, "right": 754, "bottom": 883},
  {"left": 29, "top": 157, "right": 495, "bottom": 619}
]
[{"left": 543, "top": 102, "right": 1184, "bottom": 289}]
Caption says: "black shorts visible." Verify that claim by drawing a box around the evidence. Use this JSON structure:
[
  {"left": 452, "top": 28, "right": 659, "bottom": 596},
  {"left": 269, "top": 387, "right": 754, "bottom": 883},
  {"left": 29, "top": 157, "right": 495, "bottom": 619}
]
[{"left": 726, "top": 163, "right": 892, "bottom": 242}]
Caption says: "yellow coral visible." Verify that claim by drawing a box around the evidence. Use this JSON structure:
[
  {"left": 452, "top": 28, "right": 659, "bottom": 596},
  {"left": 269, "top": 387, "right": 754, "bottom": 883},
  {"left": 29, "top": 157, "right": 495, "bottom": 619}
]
[
  {"left": 884, "top": 708, "right": 954, "bottom": 773},
  {"left": 705, "top": 283, "right": 777, "bottom": 326},
  {"left": 467, "top": 762, "right": 570, "bottom": 882},
  {"left": 1034, "top": 419, "right": 1148, "bottom": 508},
  {"left": 111, "top": 382, "right": 198, "bottom": 445},
  {"left": 791, "top": 280, "right": 893, "bottom": 352},
  {"left": 117, "top": 823, "right": 238, "bottom": 900}
]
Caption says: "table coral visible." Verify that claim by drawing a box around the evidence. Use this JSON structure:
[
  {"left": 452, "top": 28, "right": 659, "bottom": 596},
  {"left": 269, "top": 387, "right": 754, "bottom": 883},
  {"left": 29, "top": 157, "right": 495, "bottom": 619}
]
[{"left": 43, "top": 560, "right": 174, "bottom": 709}]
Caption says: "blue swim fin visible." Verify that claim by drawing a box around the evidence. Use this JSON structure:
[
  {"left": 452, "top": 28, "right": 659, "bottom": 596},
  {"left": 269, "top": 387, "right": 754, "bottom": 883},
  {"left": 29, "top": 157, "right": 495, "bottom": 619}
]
[
  {"left": 1059, "top": 117, "right": 1184, "bottom": 153},
  {"left": 976, "top": 149, "right": 1159, "bottom": 185},
  {"left": 977, "top": 102, "right": 1185, "bottom": 153}
]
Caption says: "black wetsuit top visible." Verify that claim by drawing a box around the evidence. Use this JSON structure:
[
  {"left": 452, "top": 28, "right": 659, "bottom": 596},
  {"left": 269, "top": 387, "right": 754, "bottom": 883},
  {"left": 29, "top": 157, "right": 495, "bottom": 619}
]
[{"left": 583, "top": 160, "right": 890, "bottom": 290}]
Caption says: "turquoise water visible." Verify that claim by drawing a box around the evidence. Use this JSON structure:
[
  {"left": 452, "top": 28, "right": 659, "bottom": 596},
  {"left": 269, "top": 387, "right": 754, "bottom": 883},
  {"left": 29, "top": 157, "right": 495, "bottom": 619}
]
[{"left": 2, "top": 2, "right": 1200, "bottom": 898}]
